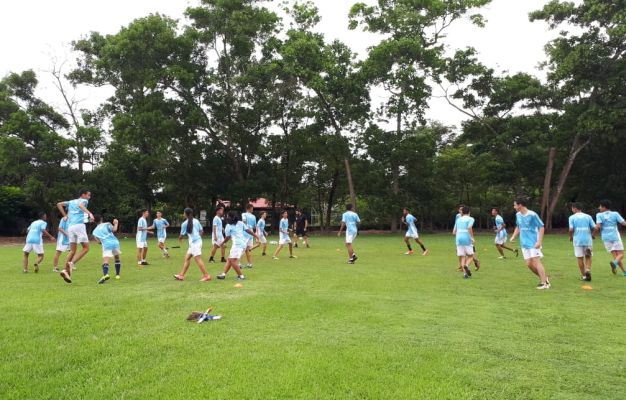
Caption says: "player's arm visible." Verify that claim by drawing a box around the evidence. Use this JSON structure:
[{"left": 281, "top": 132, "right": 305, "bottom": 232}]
[
  {"left": 78, "top": 203, "right": 94, "bottom": 222},
  {"left": 112, "top": 219, "right": 119, "bottom": 233},
  {"left": 245, "top": 228, "right": 259, "bottom": 240},
  {"left": 510, "top": 227, "right": 519, "bottom": 242},
  {"left": 304, "top": 219, "right": 308, "bottom": 231},
  {"left": 337, "top": 221, "right": 345, "bottom": 236},
  {"left": 568, "top": 226, "right": 574, "bottom": 242},
  {"left": 43, "top": 229, "right": 55, "bottom": 241},
  {"left": 56, "top": 201, "right": 68, "bottom": 218},
  {"left": 535, "top": 227, "right": 544, "bottom": 248},
  {"left": 469, "top": 226, "right": 475, "bottom": 244},
  {"left": 57, "top": 221, "right": 69, "bottom": 237}
]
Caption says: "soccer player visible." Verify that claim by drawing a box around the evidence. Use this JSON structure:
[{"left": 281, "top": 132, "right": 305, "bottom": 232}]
[
  {"left": 241, "top": 204, "right": 257, "bottom": 268},
  {"left": 217, "top": 210, "right": 259, "bottom": 280},
  {"left": 173, "top": 208, "right": 211, "bottom": 282},
  {"left": 568, "top": 202, "right": 596, "bottom": 281},
  {"left": 209, "top": 205, "right": 227, "bottom": 263},
  {"left": 22, "top": 212, "right": 55, "bottom": 273},
  {"left": 92, "top": 215, "right": 122, "bottom": 283},
  {"left": 401, "top": 207, "right": 428, "bottom": 255},
  {"left": 52, "top": 216, "right": 70, "bottom": 272},
  {"left": 454, "top": 206, "right": 475, "bottom": 279},
  {"left": 57, "top": 189, "right": 95, "bottom": 283},
  {"left": 595, "top": 199, "right": 626, "bottom": 275},
  {"left": 251, "top": 211, "right": 269, "bottom": 255},
  {"left": 454, "top": 205, "right": 480, "bottom": 270},
  {"left": 338, "top": 204, "right": 361, "bottom": 264},
  {"left": 293, "top": 209, "right": 310, "bottom": 248},
  {"left": 151, "top": 211, "right": 170, "bottom": 258},
  {"left": 273, "top": 210, "right": 296, "bottom": 260},
  {"left": 492, "top": 208, "right": 518, "bottom": 259},
  {"left": 509, "top": 198, "right": 550, "bottom": 290},
  {"left": 136, "top": 210, "right": 152, "bottom": 266}
]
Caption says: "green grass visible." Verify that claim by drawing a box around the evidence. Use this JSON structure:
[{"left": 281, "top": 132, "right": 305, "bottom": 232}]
[{"left": 1, "top": 233, "right": 625, "bottom": 399}]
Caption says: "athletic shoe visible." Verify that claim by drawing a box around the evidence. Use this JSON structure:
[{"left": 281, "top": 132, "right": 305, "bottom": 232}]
[
  {"left": 262, "top": 253, "right": 266, "bottom": 256},
  {"left": 623, "top": 271, "right": 626, "bottom": 277},
  {"left": 98, "top": 274, "right": 110, "bottom": 284},
  {"left": 289, "top": 255, "right": 297, "bottom": 259},
  {"left": 236, "top": 274, "right": 245, "bottom": 280},
  {"left": 498, "top": 256, "right": 506, "bottom": 259},
  {"left": 474, "top": 259, "right": 480, "bottom": 271},
  {"left": 463, "top": 265, "right": 472, "bottom": 277},
  {"left": 273, "top": 256, "right": 279, "bottom": 260},
  {"left": 173, "top": 274, "right": 185, "bottom": 281},
  {"left": 306, "top": 244, "right": 310, "bottom": 248},
  {"left": 463, "top": 273, "right": 469, "bottom": 279},
  {"left": 34, "top": 264, "right": 39, "bottom": 273},
  {"left": 140, "top": 261, "right": 149, "bottom": 266},
  {"left": 115, "top": 275, "right": 120, "bottom": 280},
  {"left": 580, "top": 276, "right": 587, "bottom": 281},
  {"left": 209, "top": 258, "right": 215, "bottom": 263},
  {"left": 216, "top": 273, "right": 226, "bottom": 280},
  {"left": 246, "top": 264, "right": 253, "bottom": 269},
  {"left": 585, "top": 271, "right": 591, "bottom": 282},
  {"left": 294, "top": 244, "right": 298, "bottom": 248},
  {"left": 404, "top": 250, "right": 414, "bottom": 255},
  {"left": 610, "top": 261, "right": 617, "bottom": 274},
  {"left": 220, "top": 258, "right": 227, "bottom": 263},
  {"left": 351, "top": 255, "right": 358, "bottom": 263},
  {"left": 200, "top": 275, "right": 211, "bottom": 282},
  {"left": 536, "top": 283, "right": 550, "bottom": 290},
  {"left": 22, "top": 269, "right": 28, "bottom": 274},
  {"left": 514, "top": 249, "right": 519, "bottom": 258},
  {"left": 53, "top": 267, "right": 60, "bottom": 273},
  {"left": 60, "top": 270, "right": 72, "bottom": 283},
  {"left": 347, "top": 260, "right": 355, "bottom": 264},
  {"left": 422, "top": 249, "right": 429, "bottom": 256}
]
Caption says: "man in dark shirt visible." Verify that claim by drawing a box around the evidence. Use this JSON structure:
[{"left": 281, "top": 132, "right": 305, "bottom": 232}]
[{"left": 293, "top": 209, "right": 310, "bottom": 248}]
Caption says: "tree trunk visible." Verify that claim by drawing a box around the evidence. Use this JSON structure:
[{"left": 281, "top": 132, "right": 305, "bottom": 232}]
[
  {"left": 344, "top": 158, "right": 356, "bottom": 209},
  {"left": 540, "top": 147, "right": 556, "bottom": 221},
  {"left": 325, "top": 168, "right": 340, "bottom": 229},
  {"left": 390, "top": 164, "right": 399, "bottom": 232}
]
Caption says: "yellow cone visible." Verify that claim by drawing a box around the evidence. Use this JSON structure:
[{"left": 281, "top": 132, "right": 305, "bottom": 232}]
[
  {"left": 234, "top": 283, "right": 243, "bottom": 288},
  {"left": 581, "top": 285, "right": 593, "bottom": 290}
]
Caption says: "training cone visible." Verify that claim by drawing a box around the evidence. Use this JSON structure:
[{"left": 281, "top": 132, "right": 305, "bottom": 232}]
[
  {"left": 234, "top": 283, "right": 243, "bottom": 288},
  {"left": 581, "top": 285, "right": 593, "bottom": 290},
  {"left": 336, "top": 248, "right": 340, "bottom": 252}
]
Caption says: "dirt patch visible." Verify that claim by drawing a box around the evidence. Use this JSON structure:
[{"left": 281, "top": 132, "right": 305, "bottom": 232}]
[{"left": 0, "top": 237, "right": 25, "bottom": 246}]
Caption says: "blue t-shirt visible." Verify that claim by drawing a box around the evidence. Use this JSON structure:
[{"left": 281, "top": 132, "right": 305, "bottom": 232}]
[
  {"left": 225, "top": 221, "right": 247, "bottom": 248},
  {"left": 454, "top": 215, "right": 474, "bottom": 246},
  {"left": 257, "top": 219, "right": 266, "bottom": 235},
  {"left": 213, "top": 215, "right": 224, "bottom": 240},
  {"left": 136, "top": 217, "right": 148, "bottom": 241},
  {"left": 57, "top": 218, "right": 69, "bottom": 246},
  {"left": 569, "top": 212, "right": 595, "bottom": 247},
  {"left": 92, "top": 223, "right": 120, "bottom": 251},
  {"left": 495, "top": 215, "right": 507, "bottom": 239},
  {"left": 596, "top": 211, "right": 625, "bottom": 242},
  {"left": 242, "top": 212, "right": 257, "bottom": 240},
  {"left": 279, "top": 218, "right": 289, "bottom": 241},
  {"left": 26, "top": 220, "right": 47, "bottom": 244},
  {"left": 342, "top": 211, "right": 360, "bottom": 235},
  {"left": 153, "top": 218, "right": 169, "bottom": 239},
  {"left": 516, "top": 210, "right": 545, "bottom": 249},
  {"left": 180, "top": 218, "right": 202, "bottom": 244},
  {"left": 405, "top": 214, "right": 417, "bottom": 235},
  {"left": 64, "top": 198, "right": 88, "bottom": 226}
]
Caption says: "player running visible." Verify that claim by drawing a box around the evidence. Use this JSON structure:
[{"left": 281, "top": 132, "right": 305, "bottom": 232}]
[
  {"left": 454, "top": 206, "right": 475, "bottom": 279},
  {"left": 173, "top": 208, "right": 211, "bottom": 282},
  {"left": 509, "top": 198, "right": 550, "bottom": 290},
  {"left": 338, "top": 204, "right": 361, "bottom": 264},
  {"left": 136, "top": 210, "right": 153, "bottom": 266},
  {"left": 52, "top": 216, "right": 70, "bottom": 272},
  {"left": 209, "top": 205, "right": 227, "bottom": 263},
  {"left": 56, "top": 189, "right": 95, "bottom": 283},
  {"left": 241, "top": 204, "right": 257, "bottom": 268},
  {"left": 151, "top": 211, "right": 170, "bottom": 258},
  {"left": 22, "top": 212, "right": 55, "bottom": 273},
  {"left": 273, "top": 210, "right": 296, "bottom": 259},
  {"left": 251, "top": 211, "right": 269, "bottom": 255},
  {"left": 491, "top": 208, "right": 518, "bottom": 259},
  {"left": 92, "top": 215, "right": 123, "bottom": 283},
  {"left": 568, "top": 202, "right": 596, "bottom": 282},
  {"left": 293, "top": 209, "right": 310, "bottom": 248},
  {"left": 595, "top": 199, "right": 626, "bottom": 276},
  {"left": 217, "top": 210, "right": 259, "bottom": 280},
  {"left": 454, "top": 205, "right": 480, "bottom": 270},
  {"left": 401, "top": 207, "right": 428, "bottom": 255}
]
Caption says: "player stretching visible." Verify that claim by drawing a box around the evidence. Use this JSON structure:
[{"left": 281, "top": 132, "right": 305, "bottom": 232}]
[
  {"left": 338, "top": 204, "right": 361, "bottom": 264},
  {"left": 173, "top": 208, "right": 211, "bottom": 282},
  {"left": 454, "top": 205, "right": 480, "bottom": 270},
  {"left": 509, "top": 198, "right": 550, "bottom": 290},
  {"left": 401, "top": 207, "right": 428, "bottom": 255},
  {"left": 217, "top": 210, "right": 259, "bottom": 280},
  {"left": 273, "top": 210, "right": 296, "bottom": 259},
  {"left": 52, "top": 216, "right": 69, "bottom": 272},
  {"left": 92, "top": 215, "right": 122, "bottom": 283},
  {"left": 209, "top": 205, "right": 227, "bottom": 263},
  {"left": 22, "top": 212, "right": 55, "bottom": 273},
  {"left": 136, "top": 210, "right": 152, "bottom": 266},
  {"left": 293, "top": 209, "right": 310, "bottom": 248},
  {"left": 491, "top": 208, "right": 518, "bottom": 259},
  {"left": 251, "top": 211, "right": 269, "bottom": 255},
  {"left": 568, "top": 202, "right": 596, "bottom": 281},
  {"left": 595, "top": 199, "right": 626, "bottom": 275},
  {"left": 242, "top": 204, "right": 257, "bottom": 268},
  {"left": 454, "top": 206, "right": 475, "bottom": 279},
  {"left": 151, "top": 211, "right": 170, "bottom": 258},
  {"left": 57, "top": 189, "right": 94, "bottom": 283}
]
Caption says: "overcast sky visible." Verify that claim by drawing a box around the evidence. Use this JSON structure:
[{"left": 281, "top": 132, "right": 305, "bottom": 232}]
[{"left": 0, "top": 0, "right": 556, "bottom": 129}]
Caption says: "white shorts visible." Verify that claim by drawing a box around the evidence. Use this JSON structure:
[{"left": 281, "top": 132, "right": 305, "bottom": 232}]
[
  {"left": 68, "top": 224, "right": 89, "bottom": 244},
  {"left": 229, "top": 246, "right": 245, "bottom": 259},
  {"left": 456, "top": 245, "right": 474, "bottom": 256},
  {"left": 56, "top": 243, "right": 69, "bottom": 252},
  {"left": 345, "top": 233, "right": 356, "bottom": 244},
  {"left": 522, "top": 248, "right": 543, "bottom": 260},
  {"left": 405, "top": 232, "right": 419, "bottom": 239},
  {"left": 212, "top": 238, "right": 224, "bottom": 247},
  {"left": 186, "top": 241, "right": 202, "bottom": 257},
  {"left": 158, "top": 237, "right": 166, "bottom": 244},
  {"left": 23, "top": 243, "right": 44, "bottom": 254},
  {"left": 246, "top": 238, "right": 254, "bottom": 249},
  {"left": 604, "top": 240, "right": 624, "bottom": 252},
  {"left": 103, "top": 248, "right": 121, "bottom": 258},
  {"left": 257, "top": 234, "right": 267, "bottom": 244},
  {"left": 494, "top": 236, "right": 507, "bottom": 245},
  {"left": 279, "top": 237, "right": 291, "bottom": 245},
  {"left": 573, "top": 246, "right": 592, "bottom": 258},
  {"left": 136, "top": 239, "right": 148, "bottom": 249}
]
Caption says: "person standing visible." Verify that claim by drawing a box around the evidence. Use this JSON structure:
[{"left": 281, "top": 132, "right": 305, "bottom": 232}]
[
  {"left": 491, "top": 208, "right": 518, "bottom": 259},
  {"left": 273, "top": 210, "right": 296, "bottom": 260},
  {"left": 22, "top": 212, "right": 55, "bottom": 273},
  {"left": 454, "top": 206, "right": 475, "bottom": 279},
  {"left": 454, "top": 205, "right": 480, "bottom": 270},
  {"left": 56, "top": 189, "right": 94, "bottom": 283},
  {"left": 293, "top": 209, "right": 310, "bottom": 248},
  {"left": 568, "top": 202, "right": 596, "bottom": 281},
  {"left": 251, "top": 211, "right": 269, "bottom": 256},
  {"left": 241, "top": 204, "right": 257, "bottom": 268},
  {"left": 151, "top": 211, "right": 170, "bottom": 258},
  {"left": 209, "top": 205, "right": 227, "bottom": 263},
  {"left": 595, "top": 199, "right": 626, "bottom": 275},
  {"left": 136, "top": 210, "right": 152, "bottom": 266},
  {"left": 173, "top": 208, "right": 211, "bottom": 282},
  {"left": 338, "top": 204, "right": 361, "bottom": 264},
  {"left": 217, "top": 210, "right": 259, "bottom": 280}
]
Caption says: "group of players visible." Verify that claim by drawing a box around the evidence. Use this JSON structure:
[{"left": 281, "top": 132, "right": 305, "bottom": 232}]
[{"left": 20, "top": 189, "right": 626, "bottom": 290}]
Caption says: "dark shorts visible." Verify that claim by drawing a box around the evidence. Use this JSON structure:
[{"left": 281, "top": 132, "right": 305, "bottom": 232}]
[{"left": 296, "top": 229, "right": 307, "bottom": 237}]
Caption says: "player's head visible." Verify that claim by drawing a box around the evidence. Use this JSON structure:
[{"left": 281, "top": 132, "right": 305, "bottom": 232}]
[
  {"left": 260, "top": 211, "right": 267, "bottom": 219},
  {"left": 461, "top": 206, "right": 470, "bottom": 215},
  {"left": 94, "top": 214, "right": 104, "bottom": 224},
  {"left": 598, "top": 199, "right": 611, "bottom": 211},
  {"left": 514, "top": 198, "right": 528, "bottom": 211},
  {"left": 184, "top": 208, "right": 194, "bottom": 233},
  {"left": 141, "top": 210, "right": 149, "bottom": 218},
  {"left": 295, "top": 208, "right": 301, "bottom": 215},
  {"left": 346, "top": 204, "right": 353, "bottom": 211},
  {"left": 227, "top": 210, "right": 240, "bottom": 224},
  {"left": 571, "top": 202, "right": 583, "bottom": 213},
  {"left": 281, "top": 210, "right": 288, "bottom": 218},
  {"left": 216, "top": 204, "right": 225, "bottom": 216},
  {"left": 78, "top": 188, "right": 91, "bottom": 199},
  {"left": 403, "top": 207, "right": 409, "bottom": 216},
  {"left": 38, "top": 211, "right": 47, "bottom": 220},
  {"left": 246, "top": 204, "right": 254, "bottom": 212},
  {"left": 156, "top": 211, "right": 162, "bottom": 218},
  {"left": 458, "top": 204, "right": 465, "bottom": 213},
  {"left": 491, "top": 207, "right": 499, "bottom": 216}
]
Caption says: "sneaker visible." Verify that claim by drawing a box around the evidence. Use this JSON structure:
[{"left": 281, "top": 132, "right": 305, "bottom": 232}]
[
  {"left": 580, "top": 276, "right": 587, "bottom": 281},
  {"left": 173, "top": 274, "right": 185, "bottom": 281},
  {"left": 53, "top": 267, "right": 60, "bottom": 273},
  {"left": 140, "top": 261, "right": 149, "bottom": 266},
  {"left": 514, "top": 249, "right": 519, "bottom": 258},
  {"left": 115, "top": 275, "right": 120, "bottom": 280},
  {"left": 34, "top": 264, "right": 39, "bottom": 273},
  {"left": 474, "top": 259, "right": 480, "bottom": 271},
  {"left": 262, "top": 253, "right": 267, "bottom": 256},
  {"left": 200, "top": 275, "right": 212, "bottom": 282},
  {"left": 422, "top": 249, "right": 429, "bottom": 256},
  {"left": 216, "top": 273, "right": 226, "bottom": 280},
  {"left": 22, "top": 269, "right": 28, "bottom": 274},
  {"left": 498, "top": 256, "right": 506, "bottom": 259},
  {"left": 272, "top": 256, "right": 279, "bottom": 260},
  {"left": 289, "top": 255, "right": 297, "bottom": 259},
  {"left": 220, "top": 258, "right": 227, "bottom": 263},
  {"left": 347, "top": 260, "right": 355, "bottom": 264},
  {"left": 209, "top": 258, "right": 215, "bottom": 263},
  {"left": 404, "top": 250, "right": 414, "bottom": 255},
  {"left": 610, "top": 261, "right": 617, "bottom": 275},
  {"left": 236, "top": 274, "right": 245, "bottom": 280},
  {"left": 98, "top": 274, "right": 110, "bottom": 284},
  {"left": 585, "top": 271, "right": 591, "bottom": 282},
  {"left": 463, "top": 265, "right": 472, "bottom": 277},
  {"left": 463, "top": 273, "right": 469, "bottom": 279},
  {"left": 294, "top": 244, "right": 299, "bottom": 248},
  {"left": 536, "top": 283, "right": 550, "bottom": 290},
  {"left": 60, "top": 270, "right": 72, "bottom": 283},
  {"left": 351, "top": 255, "right": 358, "bottom": 262},
  {"left": 246, "top": 264, "right": 253, "bottom": 269}
]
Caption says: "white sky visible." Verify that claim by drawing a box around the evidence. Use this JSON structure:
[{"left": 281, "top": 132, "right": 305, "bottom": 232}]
[{"left": 0, "top": 0, "right": 556, "bottom": 129}]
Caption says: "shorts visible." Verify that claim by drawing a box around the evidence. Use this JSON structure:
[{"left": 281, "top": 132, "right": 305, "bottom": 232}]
[
  {"left": 405, "top": 232, "right": 419, "bottom": 239},
  {"left": 103, "top": 248, "right": 121, "bottom": 258},
  {"left": 494, "top": 236, "right": 507, "bottom": 245},
  {"left": 158, "top": 237, "right": 166, "bottom": 244},
  {"left": 345, "top": 233, "right": 357, "bottom": 244},
  {"left": 279, "top": 237, "right": 291, "bottom": 245},
  {"left": 257, "top": 234, "right": 267, "bottom": 244},
  {"left": 68, "top": 224, "right": 89, "bottom": 244},
  {"left": 212, "top": 238, "right": 224, "bottom": 247},
  {"left": 136, "top": 240, "right": 148, "bottom": 249},
  {"left": 574, "top": 246, "right": 592, "bottom": 258},
  {"left": 456, "top": 245, "right": 474, "bottom": 256},
  {"left": 296, "top": 229, "right": 307, "bottom": 237},
  {"left": 187, "top": 241, "right": 202, "bottom": 257},
  {"left": 246, "top": 238, "right": 254, "bottom": 249},
  {"left": 229, "top": 246, "right": 245, "bottom": 259},
  {"left": 522, "top": 248, "right": 543, "bottom": 260},
  {"left": 604, "top": 240, "right": 624, "bottom": 252},
  {"left": 23, "top": 243, "right": 44, "bottom": 254},
  {"left": 56, "top": 243, "right": 69, "bottom": 252}
]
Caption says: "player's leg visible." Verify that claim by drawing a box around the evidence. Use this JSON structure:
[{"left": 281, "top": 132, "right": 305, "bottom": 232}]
[
  {"left": 303, "top": 234, "right": 310, "bottom": 248},
  {"left": 194, "top": 255, "right": 210, "bottom": 281},
  {"left": 273, "top": 244, "right": 283, "bottom": 258},
  {"left": 404, "top": 236, "right": 413, "bottom": 254},
  {"left": 584, "top": 249, "right": 592, "bottom": 280},
  {"left": 136, "top": 246, "right": 142, "bottom": 265},
  {"left": 98, "top": 255, "right": 111, "bottom": 284},
  {"left": 496, "top": 243, "right": 505, "bottom": 257},
  {"left": 53, "top": 250, "right": 62, "bottom": 272},
  {"left": 288, "top": 242, "right": 294, "bottom": 257},
  {"left": 65, "top": 242, "right": 77, "bottom": 270},
  {"left": 35, "top": 252, "right": 44, "bottom": 272},
  {"left": 71, "top": 242, "right": 90, "bottom": 266},
  {"left": 142, "top": 246, "right": 148, "bottom": 263},
  {"left": 532, "top": 257, "right": 548, "bottom": 286},
  {"left": 175, "top": 253, "right": 193, "bottom": 280},
  {"left": 22, "top": 251, "right": 29, "bottom": 273},
  {"left": 472, "top": 248, "right": 480, "bottom": 269},
  {"left": 501, "top": 243, "right": 516, "bottom": 253},
  {"left": 415, "top": 238, "right": 428, "bottom": 255},
  {"left": 220, "top": 244, "right": 226, "bottom": 262},
  {"left": 114, "top": 253, "right": 122, "bottom": 279},
  {"left": 457, "top": 255, "right": 463, "bottom": 272},
  {"left": 262, "top": 241, "right": 267, "bottom": 255},
  {"left": 613, "top": 250, "right": 625, "bottom": 273},
  {"left": 576, "top": 257, "right": 585, "bottom": 279}
]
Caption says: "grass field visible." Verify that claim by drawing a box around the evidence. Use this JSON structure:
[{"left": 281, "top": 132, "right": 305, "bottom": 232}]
[{"left": 1, "top": 233, "right": 625, "bottom": 399}]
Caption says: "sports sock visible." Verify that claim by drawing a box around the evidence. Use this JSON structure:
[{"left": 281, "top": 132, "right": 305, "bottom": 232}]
[
  {"left": 102, "top": 263, "right": 109, "bottom": 275},
  {"left": 209, "top": 256, "right": 214, "bottom": 261},
  {"left": 406, "top": 244, "right": 412, "bottom": 251},
  {"left": 115, "top": 262, "right": 121, "bottom": 275}
]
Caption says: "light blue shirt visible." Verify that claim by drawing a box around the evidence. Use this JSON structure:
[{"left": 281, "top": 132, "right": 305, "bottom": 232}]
[
  {"left": 279, "top": 218, "right": 289, "bottom": 241},
  {"left": 57, "top": 218, "right": 69, "bottom": 246},
  {"left": 242, "top": 212, "right": 257, "bottom": 240},
  {"left": 26, "top": 220, "right": 47, "bottom": 244},
  {"left": 516, "top": 210, "right": 544, "bottom": 249},
  {"left": 64, "top": 198, "right": 88, "bottom": 226},
  {"left": 405, "top": 214, "right": 417, "bottom": 235},
  {"left": 495, "top": 215, "right": 507, "bottom": 239},
  {"left": 569, "top": 212, "right": 595, "bottom": 247},
  {"left": 181, "top": 218, "right": 203, "bottom": 244},
  {"left": 596, "top": 211, "right": 624, "bottom": 242},
  {"left": 137, "top": 217, "right": 148, "bottom": 241},
  {"left": 342, "top": 211, "right": 360, "bottom": 236},
  {"left": 225, "top": 221, "right": 247, "bottom": 248},
  {"left": 153, "top": 218, "right": 169, "bottom": 239},
  {"left": 454, "top": 215, "right": 474, "bottom": 246},
  {"left": 213, "top": 215, "right": 224, "bottom": 240},
  {"left": 257, "top": 219, "right": 266, "bottom": 235},
  {"left": 92, "top": 223, "right": 120, "bottom": 251}
]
